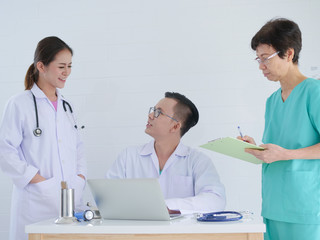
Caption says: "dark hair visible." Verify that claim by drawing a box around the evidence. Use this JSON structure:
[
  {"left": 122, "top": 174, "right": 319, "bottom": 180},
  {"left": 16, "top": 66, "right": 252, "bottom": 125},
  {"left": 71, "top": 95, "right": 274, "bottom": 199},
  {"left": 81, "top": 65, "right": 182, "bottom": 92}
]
[
  {"left": 165, "top": 92, "right": 199, "bottom": 137},
  {"left": 25, "top": 36, "right": 73, "bottom": 90},
  {"left": 251, "top": 18, "right": 302, "bottom": 64}
]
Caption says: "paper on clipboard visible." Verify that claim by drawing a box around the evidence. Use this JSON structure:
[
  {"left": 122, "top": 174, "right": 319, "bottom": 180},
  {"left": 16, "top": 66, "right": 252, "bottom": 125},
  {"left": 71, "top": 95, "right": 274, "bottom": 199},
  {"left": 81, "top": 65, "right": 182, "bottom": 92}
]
[{"left": 200, "top": 137, "right": 264, "bottom": 164}]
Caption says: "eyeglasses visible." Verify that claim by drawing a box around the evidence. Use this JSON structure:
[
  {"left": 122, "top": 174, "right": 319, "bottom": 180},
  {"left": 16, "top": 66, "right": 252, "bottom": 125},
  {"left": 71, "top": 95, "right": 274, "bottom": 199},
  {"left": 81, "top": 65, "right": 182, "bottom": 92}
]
[
  {"left": 255, "top": 51, "right": 280, "bottom": 65},
  {"left": 149, "top": 107, "right": 179, "bottom": 122}
]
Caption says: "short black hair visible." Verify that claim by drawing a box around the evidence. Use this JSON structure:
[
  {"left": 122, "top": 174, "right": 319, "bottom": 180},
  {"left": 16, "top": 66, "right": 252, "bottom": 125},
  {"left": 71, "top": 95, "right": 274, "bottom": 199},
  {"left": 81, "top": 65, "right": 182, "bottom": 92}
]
[
  {"left": 251, "top": 18, "right": 302, "bottom": 64},
  {"left": 165, "top": 92, "right": 199, "bottom": 137}
]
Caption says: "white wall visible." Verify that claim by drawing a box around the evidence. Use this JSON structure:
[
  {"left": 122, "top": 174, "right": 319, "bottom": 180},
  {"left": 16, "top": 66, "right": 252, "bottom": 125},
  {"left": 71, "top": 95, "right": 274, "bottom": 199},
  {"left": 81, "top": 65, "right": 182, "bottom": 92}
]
[{"left": 0, "top": 0, "right": 320, "bottom": 239}]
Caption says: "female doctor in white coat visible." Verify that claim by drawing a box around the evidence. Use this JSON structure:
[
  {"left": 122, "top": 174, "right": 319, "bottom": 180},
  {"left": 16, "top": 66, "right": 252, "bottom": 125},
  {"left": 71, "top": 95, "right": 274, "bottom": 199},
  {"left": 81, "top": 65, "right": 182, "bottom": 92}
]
[{"left": 0, "top": 36, "right": 87, "bottom": 240}]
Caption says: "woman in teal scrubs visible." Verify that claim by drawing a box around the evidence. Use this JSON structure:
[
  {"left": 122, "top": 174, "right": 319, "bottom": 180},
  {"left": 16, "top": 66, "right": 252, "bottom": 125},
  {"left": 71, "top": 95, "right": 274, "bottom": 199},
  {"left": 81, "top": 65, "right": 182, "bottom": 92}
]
[{"left": 241, "top": 18, "right": 320, "bottom": 240}]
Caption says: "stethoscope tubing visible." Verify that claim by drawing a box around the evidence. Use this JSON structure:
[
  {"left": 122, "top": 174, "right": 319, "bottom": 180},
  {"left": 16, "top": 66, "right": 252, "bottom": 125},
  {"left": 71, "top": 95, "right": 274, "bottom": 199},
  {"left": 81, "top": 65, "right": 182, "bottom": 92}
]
[
  {"left": 197, "top": 211, "right": 243, "bottom": 222},
  {"left": 32, "top": 94, "right": 42, "bottom": 137},
  {"left": 63, "top": 100, "right": 73, "bottom": 113},
  {"left": 32, "top": 93, "right": 80, "bottom": 137}
]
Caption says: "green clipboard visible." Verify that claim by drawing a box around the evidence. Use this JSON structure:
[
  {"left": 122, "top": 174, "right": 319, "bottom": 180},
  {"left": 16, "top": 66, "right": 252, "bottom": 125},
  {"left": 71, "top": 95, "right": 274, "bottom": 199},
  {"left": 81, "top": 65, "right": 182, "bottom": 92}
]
[{"left": 200, "top": 137, "right": 264, "bottom": 164}]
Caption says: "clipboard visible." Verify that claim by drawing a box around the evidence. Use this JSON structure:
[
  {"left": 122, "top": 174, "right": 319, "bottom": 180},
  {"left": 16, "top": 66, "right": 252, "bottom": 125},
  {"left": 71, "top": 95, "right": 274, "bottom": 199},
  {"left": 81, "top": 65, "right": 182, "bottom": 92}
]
[{"left": 200, "top": 137, "right": 264, "bottom": 164}]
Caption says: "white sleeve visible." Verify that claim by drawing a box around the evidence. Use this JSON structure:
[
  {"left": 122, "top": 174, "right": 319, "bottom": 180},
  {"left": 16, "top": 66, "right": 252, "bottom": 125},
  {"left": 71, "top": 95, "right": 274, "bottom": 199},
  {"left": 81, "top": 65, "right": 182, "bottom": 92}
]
[
  {"left": 105, "top": 148, "right": 128, "bottom": 178},
  {"left": 0, "top": 99, "right": 38, "bottom": 189},
  {"left": 76, "top": 132, "right": 87, "bottom": 178},
  {"left": 73, "top": 109, "right": 87, "bottom": 178},
  {"left": 165, "top": 152, "right": 226, "bottom": 214}
]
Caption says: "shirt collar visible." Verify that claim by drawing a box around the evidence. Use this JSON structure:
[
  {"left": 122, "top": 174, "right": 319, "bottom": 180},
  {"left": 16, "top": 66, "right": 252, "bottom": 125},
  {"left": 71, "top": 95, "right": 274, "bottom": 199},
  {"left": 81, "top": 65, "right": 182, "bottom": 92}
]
[{"left": 140, "top": 139, "right": 190, "bottom": 157}]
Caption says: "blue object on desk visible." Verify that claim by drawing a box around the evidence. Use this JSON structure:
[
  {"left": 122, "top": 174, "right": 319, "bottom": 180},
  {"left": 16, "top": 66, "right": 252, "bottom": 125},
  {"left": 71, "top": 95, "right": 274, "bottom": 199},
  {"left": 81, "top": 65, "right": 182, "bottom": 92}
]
[
  {"left": 197, "top": 211, "right": 243, "bottom": 222},
  {"left": 74, "top": 210, "right": 94, "bottom": 221}
]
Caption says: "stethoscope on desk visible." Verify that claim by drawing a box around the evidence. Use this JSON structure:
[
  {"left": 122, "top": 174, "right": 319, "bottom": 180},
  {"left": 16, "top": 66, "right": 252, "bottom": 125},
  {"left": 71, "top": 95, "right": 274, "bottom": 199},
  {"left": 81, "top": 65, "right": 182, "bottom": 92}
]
[
  {"left": 197, "top": 211, "right": 243, "bottom": 222},
  {"left": 32, "top": 93, "right": 84, "bottom": 137}
]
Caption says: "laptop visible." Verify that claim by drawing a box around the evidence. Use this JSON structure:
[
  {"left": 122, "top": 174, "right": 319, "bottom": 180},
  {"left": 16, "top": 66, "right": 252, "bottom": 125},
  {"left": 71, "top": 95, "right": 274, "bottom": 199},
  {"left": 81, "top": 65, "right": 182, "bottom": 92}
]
[{"left": 88, "top": 178, "right": 181, "bottom": 221}]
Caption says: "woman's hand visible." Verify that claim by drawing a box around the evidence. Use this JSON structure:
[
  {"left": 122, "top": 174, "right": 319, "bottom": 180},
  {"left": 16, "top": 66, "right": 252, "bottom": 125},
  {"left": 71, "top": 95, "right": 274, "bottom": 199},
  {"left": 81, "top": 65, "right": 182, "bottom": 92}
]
[
  {"left": 78, "top": 174, "right": 85, "bottom": 180},
  {"left": 245, "top": 143, "right": 289, "bottom": 163},
  {"left": 237, "top": 135, "right": 256, "bottom": 145},
  {"left": 30, "top": 173, "right": 46, "bottom": 184}
]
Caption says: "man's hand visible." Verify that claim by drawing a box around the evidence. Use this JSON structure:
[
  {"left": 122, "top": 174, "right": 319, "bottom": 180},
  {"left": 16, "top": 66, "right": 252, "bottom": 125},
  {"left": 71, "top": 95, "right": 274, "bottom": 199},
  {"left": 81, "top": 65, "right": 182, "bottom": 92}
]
[{"left": 167, "top": 207, "right": 181, "bottom": 215}]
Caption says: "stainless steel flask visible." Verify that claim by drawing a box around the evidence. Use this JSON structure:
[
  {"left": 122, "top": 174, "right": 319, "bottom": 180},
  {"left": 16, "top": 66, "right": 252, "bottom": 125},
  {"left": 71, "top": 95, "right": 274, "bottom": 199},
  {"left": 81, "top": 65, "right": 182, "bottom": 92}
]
[
  {"left": 61, "top": 188, "right": 75, "bottom": 218},
  {"left": 55, "top": 181, "right": 77, "bottom": 224}
]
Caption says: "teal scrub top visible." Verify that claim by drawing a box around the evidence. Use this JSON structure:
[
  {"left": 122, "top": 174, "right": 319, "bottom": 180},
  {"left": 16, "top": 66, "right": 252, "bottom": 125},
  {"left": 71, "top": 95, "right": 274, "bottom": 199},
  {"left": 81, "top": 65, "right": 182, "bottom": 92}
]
[{"left": 262, "top": 78, "right": 320, "bottom": 224}]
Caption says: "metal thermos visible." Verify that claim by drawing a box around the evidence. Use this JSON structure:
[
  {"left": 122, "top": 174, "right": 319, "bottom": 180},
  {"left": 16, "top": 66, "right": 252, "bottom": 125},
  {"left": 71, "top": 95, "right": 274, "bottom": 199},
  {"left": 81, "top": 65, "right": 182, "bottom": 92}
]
[
  {"left": 61, "top": 188, "right": 75, "bottom": 218},
  {"left": 55, "top": 181, "right": 77, "bottom": 224}
]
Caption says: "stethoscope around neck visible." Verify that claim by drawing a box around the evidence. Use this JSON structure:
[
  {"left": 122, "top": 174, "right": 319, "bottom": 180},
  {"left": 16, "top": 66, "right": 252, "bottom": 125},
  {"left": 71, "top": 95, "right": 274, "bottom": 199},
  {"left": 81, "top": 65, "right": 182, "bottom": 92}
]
[{"left": 32, "top": 93, "right": 84, "bottom": 137}]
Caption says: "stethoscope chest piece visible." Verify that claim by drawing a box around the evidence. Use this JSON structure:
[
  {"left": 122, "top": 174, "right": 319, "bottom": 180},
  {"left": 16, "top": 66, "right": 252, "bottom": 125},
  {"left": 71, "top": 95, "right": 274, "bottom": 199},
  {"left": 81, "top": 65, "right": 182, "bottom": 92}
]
[{"left": 33, "top": 128, "right": 42, "bottom": 137}]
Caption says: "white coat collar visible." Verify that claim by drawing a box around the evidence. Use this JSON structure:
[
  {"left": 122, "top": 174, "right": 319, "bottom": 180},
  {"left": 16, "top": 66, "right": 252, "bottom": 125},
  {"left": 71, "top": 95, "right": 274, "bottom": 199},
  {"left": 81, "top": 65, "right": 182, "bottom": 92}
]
[
  {"left": 30, "top": 84, "right": 65, "bottom": 101},
  {"left": 140, "top": 140, "right": 190, "bottom": 157}
]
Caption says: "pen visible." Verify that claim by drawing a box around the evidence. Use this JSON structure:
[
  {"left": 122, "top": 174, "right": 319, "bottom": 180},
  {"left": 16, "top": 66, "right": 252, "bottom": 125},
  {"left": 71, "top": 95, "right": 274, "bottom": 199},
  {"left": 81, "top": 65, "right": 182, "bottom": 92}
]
[{"left": 237, "top": 126, "right": 243, "bottom": 139}]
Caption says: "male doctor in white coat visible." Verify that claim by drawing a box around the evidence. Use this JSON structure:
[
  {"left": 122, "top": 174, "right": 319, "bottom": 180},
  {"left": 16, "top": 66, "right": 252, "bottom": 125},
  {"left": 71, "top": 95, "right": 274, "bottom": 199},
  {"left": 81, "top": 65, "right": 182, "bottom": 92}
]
[{"left": 106, "top": 92, "right": 225, "bottom": 213}]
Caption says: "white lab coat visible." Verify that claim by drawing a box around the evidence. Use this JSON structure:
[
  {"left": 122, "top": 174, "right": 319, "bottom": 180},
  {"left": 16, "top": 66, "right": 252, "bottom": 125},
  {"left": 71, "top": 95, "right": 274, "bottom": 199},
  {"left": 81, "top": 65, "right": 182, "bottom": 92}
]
[
  {"left": 0, "top": 84, "right": 87, "bottom": 240},
  {"left": 106, "top": 140, "right": 226, "bottom": 214}
]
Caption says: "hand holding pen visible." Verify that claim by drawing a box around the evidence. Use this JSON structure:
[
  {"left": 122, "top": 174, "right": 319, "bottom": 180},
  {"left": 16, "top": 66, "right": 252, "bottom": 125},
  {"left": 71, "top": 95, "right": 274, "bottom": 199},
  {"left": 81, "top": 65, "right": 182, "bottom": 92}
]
[
  {"left": 237, "top": 126, "right": 256, "bottom": 144},
  {"left": 236, "top": 126, "right": 279, "bottom": 163}
]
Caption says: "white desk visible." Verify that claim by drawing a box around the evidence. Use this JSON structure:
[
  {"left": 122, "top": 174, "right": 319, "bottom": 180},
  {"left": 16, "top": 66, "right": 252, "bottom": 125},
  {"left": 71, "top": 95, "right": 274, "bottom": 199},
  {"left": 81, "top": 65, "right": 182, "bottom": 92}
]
[{"left": 26, "top": 214, "right": 265, "bottom": 240}]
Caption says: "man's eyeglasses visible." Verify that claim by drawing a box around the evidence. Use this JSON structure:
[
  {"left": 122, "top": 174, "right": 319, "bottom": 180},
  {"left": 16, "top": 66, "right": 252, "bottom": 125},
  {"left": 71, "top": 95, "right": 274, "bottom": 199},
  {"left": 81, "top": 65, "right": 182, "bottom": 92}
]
[
  {"left": 255, "top": 51, "right": 280, "bottom": 66},
  {"left": 149, "top": 107, "right": 179, "bottom": 122}
]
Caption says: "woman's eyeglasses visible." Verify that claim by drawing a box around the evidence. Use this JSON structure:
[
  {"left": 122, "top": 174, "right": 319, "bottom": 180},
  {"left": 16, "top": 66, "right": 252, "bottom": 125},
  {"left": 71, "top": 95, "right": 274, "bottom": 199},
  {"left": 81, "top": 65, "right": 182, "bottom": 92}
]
[{"left": 255, "top": 51, "right": 280, "bottom": 66}]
